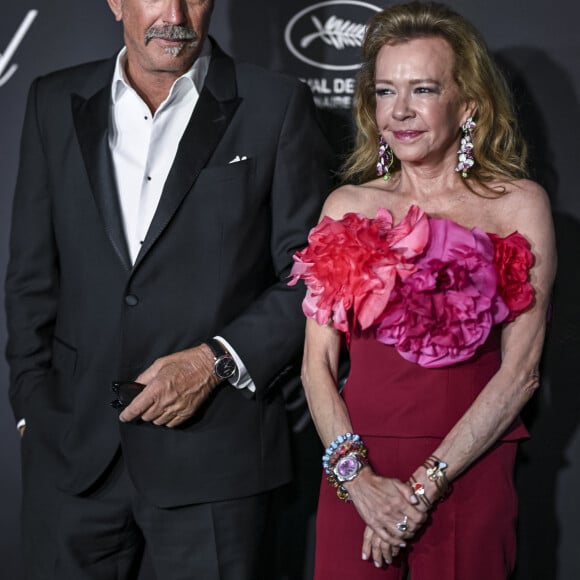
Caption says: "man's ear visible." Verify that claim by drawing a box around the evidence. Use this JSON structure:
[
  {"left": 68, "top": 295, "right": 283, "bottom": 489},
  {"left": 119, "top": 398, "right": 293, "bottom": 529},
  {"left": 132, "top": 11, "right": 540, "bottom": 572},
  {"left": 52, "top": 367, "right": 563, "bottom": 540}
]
[{"left": 106, "top": 0, "right": 124, "bottom": 22}]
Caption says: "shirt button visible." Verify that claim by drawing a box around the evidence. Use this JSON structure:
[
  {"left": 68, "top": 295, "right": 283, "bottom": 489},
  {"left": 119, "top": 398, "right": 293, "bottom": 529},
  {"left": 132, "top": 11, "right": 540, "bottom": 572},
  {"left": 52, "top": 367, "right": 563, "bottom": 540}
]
[{"left": 125, "top": 294, "right": 139, "bottom": 307}]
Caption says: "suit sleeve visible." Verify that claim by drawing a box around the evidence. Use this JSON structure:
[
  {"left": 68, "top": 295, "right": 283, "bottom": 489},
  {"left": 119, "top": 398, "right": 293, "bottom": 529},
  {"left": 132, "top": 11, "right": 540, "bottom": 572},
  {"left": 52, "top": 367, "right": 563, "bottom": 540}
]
[
  {"left": 5, "top": 77, "right": 59, "bottom": 422},
  {"left": 220, "top": 80, "right": 334, "bottom": 395}
]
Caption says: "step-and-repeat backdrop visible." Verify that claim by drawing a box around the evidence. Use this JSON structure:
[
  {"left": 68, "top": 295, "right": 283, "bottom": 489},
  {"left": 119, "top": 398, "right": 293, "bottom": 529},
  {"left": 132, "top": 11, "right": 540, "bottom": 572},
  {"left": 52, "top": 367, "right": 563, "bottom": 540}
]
[{"left": 1, "top": 1, "right": 579, "bottom": 578}]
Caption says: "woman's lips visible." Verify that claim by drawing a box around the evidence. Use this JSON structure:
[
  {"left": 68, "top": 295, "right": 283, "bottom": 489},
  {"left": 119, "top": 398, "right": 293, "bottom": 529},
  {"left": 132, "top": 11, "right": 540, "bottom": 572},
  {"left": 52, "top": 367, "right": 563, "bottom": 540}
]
[{"left": 392, "top": 130, "right": 423, "bottom": 140}]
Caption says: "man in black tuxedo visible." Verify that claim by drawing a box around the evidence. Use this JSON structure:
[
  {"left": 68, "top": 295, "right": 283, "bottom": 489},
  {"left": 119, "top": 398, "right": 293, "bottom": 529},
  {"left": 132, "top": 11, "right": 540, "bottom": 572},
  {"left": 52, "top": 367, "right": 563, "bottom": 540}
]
[{"left": 5, "top": 0, "right": 332, "bottom": 578}]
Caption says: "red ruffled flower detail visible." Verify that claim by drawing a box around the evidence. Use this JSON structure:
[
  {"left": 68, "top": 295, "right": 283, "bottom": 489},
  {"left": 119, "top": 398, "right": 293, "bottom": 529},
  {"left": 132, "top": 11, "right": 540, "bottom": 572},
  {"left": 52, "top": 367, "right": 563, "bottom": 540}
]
[
  {"left": 288, "top": 206, "right": 429, "bottom": 332},
  {"left": 489, "top": 232, "right": 534, "bottom": 321},
  {"left": 376, "top": 218, "right": 510, "bottom": 368},
  {"left": 289, "top": 206, "right": 535, "bottom": 369}
]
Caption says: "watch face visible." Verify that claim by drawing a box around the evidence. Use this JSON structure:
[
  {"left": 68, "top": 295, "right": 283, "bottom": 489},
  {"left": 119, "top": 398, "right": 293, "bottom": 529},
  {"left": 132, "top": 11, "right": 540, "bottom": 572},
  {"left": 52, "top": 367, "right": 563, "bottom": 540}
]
[
  {"left": 334, "top": 455, "right": 362, "bottom": 482},
  {"left": 215, "top": 356, "right": 236, "bottom": 379}
]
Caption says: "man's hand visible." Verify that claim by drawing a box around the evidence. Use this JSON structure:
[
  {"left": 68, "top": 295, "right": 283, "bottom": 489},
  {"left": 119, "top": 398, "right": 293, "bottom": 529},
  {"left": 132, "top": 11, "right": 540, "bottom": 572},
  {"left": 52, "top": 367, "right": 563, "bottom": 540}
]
[{"left": 119, "top": 344, "right": 219, "bottom": 428}]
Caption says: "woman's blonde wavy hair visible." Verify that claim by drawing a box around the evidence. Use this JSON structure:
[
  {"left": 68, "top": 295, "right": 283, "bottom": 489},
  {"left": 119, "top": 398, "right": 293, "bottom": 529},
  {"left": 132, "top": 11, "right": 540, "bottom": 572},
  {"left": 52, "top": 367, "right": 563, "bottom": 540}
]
[{"left": 342, "top": 1, "right": 528, "bottom": 188}]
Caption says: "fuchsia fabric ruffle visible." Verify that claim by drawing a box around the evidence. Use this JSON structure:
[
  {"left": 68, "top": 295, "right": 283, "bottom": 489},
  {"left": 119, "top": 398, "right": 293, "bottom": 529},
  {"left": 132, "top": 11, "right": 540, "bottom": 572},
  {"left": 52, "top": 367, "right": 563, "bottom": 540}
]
[{"left": 289, "top": 206, "right": 534, "bottom": 368}]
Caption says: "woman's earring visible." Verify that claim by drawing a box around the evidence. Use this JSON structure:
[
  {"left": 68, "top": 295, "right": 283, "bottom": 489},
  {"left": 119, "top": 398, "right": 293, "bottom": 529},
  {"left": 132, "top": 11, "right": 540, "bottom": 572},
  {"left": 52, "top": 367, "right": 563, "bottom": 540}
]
[
  {"left": 377, "top": 135, "right": 394, "bottom": 181},
  {"left": 455, "top": 117, "right": 476, "bottom": 178}
]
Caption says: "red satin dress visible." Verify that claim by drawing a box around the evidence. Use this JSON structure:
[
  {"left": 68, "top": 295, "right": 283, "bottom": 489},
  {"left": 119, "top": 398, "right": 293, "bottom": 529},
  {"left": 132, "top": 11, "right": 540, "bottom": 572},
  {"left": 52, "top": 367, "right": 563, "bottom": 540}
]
[{"left": 314, "top": 328, "right": 528, "bottom": 580}]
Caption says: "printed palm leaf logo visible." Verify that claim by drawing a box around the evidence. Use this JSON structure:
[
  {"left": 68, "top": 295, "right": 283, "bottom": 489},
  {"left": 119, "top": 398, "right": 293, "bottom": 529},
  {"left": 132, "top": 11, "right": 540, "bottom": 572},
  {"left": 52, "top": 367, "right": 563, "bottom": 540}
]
[{"left": 300, "top": 15, "right": 366, "bottom": 50}]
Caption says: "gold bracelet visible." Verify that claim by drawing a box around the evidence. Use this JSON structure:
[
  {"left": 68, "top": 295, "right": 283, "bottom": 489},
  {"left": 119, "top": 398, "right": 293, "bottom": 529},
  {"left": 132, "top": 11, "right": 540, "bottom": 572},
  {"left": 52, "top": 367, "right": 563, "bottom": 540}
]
[
  {"left": 408, "top": 475, "right": 432, "bottom": 508},
  {"left": 422, "top": 455, "right": 449, "bottom": 496}
]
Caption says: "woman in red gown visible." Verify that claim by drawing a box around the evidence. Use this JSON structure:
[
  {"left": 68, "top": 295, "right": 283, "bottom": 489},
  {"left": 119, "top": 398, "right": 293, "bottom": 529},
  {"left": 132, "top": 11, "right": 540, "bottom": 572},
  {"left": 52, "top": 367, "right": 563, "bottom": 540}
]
[{"left": 291, "top": 3, "right": 556, "bottom": 579}]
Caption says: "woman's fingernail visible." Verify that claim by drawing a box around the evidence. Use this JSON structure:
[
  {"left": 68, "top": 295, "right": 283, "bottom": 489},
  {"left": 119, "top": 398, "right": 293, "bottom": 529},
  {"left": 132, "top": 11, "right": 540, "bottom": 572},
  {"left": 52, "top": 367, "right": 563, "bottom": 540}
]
[
  {"left": 374, "top": 560, "right": 382, "bottom": 568},
  {"left": 400, "top": 543, "right": 407, "bottom": 548},
  {"left": 362, "top": 552, "right": 367, "bottom": 560}
]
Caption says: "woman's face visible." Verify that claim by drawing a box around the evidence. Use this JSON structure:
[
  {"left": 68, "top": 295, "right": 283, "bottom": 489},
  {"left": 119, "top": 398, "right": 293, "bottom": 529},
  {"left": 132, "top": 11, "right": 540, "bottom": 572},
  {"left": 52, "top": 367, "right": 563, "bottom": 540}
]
[{"left": 374, "top": 36, "right": 473, "bottom": 170}]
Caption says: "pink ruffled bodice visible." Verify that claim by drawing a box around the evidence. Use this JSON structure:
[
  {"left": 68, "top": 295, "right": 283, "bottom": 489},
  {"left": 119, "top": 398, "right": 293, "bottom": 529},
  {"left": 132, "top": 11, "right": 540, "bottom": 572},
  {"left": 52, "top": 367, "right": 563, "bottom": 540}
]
[{"left": 289, "top": 206, "right": 534, "bottom": 369}]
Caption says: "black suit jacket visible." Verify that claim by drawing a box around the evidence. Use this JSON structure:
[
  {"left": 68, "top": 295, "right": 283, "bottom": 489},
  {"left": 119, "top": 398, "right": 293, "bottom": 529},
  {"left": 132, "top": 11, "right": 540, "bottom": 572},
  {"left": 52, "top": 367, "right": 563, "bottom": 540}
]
[{"left": 6, "top": 41, "right": 333, "bottom": 507}]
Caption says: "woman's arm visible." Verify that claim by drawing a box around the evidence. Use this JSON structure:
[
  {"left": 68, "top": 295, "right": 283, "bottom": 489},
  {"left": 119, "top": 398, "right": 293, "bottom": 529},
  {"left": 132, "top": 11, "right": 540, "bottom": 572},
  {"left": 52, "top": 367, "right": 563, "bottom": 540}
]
[
  {"left": 300, "top": 189, "right": 429, "bottom": 565},
  {"left": 302, "top": 318, "right": 351, "bottom": 445},
  {"left": 302, "top": 286, "right": 428, "bottom": 567},
  {"left": 410, "top": 182, "right": 557, "bottom": 499}
]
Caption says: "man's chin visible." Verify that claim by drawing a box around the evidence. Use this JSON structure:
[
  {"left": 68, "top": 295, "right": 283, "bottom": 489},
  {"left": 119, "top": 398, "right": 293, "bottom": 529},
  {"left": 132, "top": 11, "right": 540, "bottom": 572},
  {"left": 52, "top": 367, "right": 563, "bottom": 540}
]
[
  {"left": 149, "top": 53, "right": 197, "bottom": 75},
  {"left": 154, "top": 39, "right": 199, "bottom": 60},
  {"left": 161, "top": 45, "right": 187, "bottom": 57}
]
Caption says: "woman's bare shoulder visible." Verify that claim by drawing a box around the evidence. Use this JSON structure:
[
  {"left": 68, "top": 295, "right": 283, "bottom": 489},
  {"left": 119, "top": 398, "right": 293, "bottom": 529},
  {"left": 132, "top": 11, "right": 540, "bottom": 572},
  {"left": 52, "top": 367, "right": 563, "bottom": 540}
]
[
  {"left": 479, "top": 179, "right": 552, "bottom": 239},
  {"left": 492, "top": 178, "right": 550, "bottom": 207},
  {"left": 492, "top": 179, "right": 550, "bottom": 223},
  {"left": 321, "top": 182, "right": 384, "bottom": 220}
]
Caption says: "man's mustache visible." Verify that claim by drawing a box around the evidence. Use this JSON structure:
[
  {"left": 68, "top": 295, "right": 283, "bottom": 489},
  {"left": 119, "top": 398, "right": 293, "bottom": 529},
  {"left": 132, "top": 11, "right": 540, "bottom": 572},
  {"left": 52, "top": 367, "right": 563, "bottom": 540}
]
[{"left": 144, "top": 25, "right": 197, "bottom": 44}]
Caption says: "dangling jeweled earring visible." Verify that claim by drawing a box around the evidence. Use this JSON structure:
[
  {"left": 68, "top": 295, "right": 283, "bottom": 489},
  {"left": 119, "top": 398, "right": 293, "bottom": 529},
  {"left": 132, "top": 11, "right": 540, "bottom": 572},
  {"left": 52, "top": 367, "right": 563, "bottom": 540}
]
[
  {"left": 377, "top": 135, "right": 394, "bottom": 181},
  {"left": 455, "top": 117, "right": 476, "bottom": 178}
]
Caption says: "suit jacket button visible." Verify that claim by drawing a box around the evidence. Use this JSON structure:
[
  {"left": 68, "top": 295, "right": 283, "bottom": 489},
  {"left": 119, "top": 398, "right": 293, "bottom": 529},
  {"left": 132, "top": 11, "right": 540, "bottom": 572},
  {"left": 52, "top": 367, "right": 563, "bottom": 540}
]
[{"left": 125, "top": 294, "right": 139, "bottom": 306}]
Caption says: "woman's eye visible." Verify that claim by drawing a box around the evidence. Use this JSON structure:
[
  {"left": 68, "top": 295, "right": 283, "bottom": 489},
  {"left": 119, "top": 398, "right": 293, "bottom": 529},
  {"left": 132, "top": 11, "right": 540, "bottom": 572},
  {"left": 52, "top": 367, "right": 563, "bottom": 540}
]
[
  {"left": 416, "top": 86, "right": 439, "bottom": 94},
  {"left": 375, "top": 88, "right": 394, "bottom": 97}
]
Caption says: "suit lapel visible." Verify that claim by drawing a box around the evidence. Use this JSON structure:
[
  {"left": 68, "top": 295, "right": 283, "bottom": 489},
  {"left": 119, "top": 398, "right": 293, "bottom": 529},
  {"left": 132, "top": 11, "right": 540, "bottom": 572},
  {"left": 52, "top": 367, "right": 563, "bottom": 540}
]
[
  {"left": 70, "top": 44, "right": 241, "bottom": 272},
  {"left": 72, "top": 75, "right": 132, "bottom": 271},
  {"left": 134, "top": 43, "right": 241, "bottom": 269}
]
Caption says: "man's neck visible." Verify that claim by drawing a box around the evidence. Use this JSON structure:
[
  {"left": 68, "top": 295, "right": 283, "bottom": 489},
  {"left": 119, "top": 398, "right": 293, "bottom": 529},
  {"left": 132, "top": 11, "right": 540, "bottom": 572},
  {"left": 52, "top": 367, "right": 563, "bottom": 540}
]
[{"left": 123, "top": 66, "right": 183, "bottom": 114}]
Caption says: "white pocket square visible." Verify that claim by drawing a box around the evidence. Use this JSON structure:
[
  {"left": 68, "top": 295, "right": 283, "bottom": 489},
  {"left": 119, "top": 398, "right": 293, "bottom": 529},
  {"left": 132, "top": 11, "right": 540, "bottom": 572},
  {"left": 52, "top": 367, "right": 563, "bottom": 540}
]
[{"left": 228, "top": 155, "right": 248, "bottom": 164}]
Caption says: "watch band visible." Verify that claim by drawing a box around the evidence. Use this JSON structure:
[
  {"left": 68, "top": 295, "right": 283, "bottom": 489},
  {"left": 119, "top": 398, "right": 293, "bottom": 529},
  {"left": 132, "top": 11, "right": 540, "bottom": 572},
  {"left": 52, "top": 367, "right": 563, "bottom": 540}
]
[{"left": 205, "top": 338, "right": 229, "bottom": 359}]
